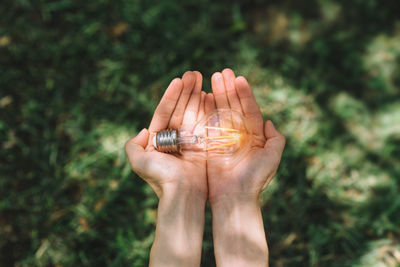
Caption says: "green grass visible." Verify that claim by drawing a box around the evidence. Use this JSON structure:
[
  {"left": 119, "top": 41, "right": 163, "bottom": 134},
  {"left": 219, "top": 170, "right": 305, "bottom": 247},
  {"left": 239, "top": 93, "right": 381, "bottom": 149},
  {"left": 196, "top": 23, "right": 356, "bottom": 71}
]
[{"left": 1, "top": 0, "right": 400, "bottom": 266}]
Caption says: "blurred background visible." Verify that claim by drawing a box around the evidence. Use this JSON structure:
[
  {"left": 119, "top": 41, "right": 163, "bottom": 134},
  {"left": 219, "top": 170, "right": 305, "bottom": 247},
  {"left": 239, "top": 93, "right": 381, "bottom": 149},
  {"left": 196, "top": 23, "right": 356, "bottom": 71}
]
[{"left": 1, "top": 0, "right": 400, "bottom": 266}]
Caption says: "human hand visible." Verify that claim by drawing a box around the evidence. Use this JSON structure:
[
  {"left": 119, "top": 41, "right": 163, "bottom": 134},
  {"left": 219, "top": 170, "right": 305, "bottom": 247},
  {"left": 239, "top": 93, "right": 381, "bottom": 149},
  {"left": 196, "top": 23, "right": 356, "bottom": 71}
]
[
  {"left": 207, "top": 69, "right": 286, "bottom": 204},
  {"left": 125, "top": 71, "right": 207, "bottom": 201},
  {"left": 207, "top": 69, "right": 285, "bottom": 266},
  {"left": 125, "top": 71, "right": 209, "bottom": 266}
]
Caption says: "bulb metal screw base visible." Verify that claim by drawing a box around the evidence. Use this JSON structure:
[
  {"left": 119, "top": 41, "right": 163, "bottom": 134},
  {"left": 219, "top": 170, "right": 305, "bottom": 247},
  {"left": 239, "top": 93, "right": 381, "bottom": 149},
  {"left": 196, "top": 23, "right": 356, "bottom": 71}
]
[{"left": 153, "top": 129, "right": 181, "bottom": 153}]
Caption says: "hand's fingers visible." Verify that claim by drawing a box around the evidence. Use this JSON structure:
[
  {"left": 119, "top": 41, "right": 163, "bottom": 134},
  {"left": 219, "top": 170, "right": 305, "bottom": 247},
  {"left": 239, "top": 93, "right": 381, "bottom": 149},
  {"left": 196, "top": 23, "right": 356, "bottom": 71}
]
[
  {"left": 169, "top": 71, "right": 196, "bottom": 129},
  {"left": 211, "top": 72, "right": 230, "bottom": 110},
  {"left": 198, "top": 91, "right": 206, "bottom": 121},
  {"left": 235, "top": 76, "right": 264, "bottom": 137},
  {"left": 222, "top": 68, "right": 242, "bottom": 113},
  {"left": 263, "top": 120, "right": 286, "bottom": 165},
  {"left": 182, "top": 71, "right": 202, "bottom": 126},
  {"left": 148, "top": 78, "right": 183, "bottom": 134},
  {"left": 204, "top": 93, "right": 216, "bottom": 115},
  {"left": 125, "top": 128, "right": 150, "bottom": 174},
  {"left": 125, "top": 129, "right": 163, "bottom": 197},
  {"left": 259, "top": 121, "right": 285, "bottom": 191}
]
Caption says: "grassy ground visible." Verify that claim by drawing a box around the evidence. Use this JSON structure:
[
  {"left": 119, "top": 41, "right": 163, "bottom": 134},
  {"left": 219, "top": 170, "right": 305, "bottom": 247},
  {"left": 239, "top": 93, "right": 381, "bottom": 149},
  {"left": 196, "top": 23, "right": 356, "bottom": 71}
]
[{"left": 1, "top": 0, "right": 400, "bottom": 266}]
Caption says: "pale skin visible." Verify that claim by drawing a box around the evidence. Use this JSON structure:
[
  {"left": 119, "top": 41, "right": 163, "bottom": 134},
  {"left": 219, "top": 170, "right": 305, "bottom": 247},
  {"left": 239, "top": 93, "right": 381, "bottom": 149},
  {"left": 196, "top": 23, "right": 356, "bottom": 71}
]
[{"left": 125, "top": 69, "right": 285, "bottom": 266}]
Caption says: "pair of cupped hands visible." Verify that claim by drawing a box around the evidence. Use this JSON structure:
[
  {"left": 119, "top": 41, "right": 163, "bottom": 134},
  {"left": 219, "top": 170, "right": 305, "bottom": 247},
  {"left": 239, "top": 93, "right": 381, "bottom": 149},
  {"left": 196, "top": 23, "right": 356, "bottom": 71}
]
[{"left": 125, "top": 69, "right": 285, "bottom": 204}]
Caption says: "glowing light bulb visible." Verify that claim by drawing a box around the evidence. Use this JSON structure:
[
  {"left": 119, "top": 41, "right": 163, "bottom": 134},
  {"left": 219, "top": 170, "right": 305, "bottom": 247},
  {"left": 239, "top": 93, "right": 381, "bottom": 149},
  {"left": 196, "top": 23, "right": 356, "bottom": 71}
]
[{"left": 153, "top": 109, "right": 252, "bottom": 164}]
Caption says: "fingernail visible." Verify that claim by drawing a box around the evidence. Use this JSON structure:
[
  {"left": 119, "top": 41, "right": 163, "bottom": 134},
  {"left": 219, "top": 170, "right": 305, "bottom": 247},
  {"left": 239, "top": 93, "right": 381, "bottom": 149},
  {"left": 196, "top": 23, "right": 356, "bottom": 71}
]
[
  {"left": 213, "top": 72, "right": 222, "bottom": 80},
  {"left": 183, "top": 71, "right": 193, "bottom": 78},
  {"left": 222, "top": 68, "right": 232, "bottom": 73}
]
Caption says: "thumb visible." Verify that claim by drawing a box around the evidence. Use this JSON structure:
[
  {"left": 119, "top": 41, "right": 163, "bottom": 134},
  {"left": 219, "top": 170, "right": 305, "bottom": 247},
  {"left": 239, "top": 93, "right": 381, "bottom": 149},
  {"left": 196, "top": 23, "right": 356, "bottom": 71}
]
[
  {"left": 125, "top": 128, "right": 149, "bottom": 172},
  {"left": 263, "top": 120, "right": 286, "bottom": 163}
]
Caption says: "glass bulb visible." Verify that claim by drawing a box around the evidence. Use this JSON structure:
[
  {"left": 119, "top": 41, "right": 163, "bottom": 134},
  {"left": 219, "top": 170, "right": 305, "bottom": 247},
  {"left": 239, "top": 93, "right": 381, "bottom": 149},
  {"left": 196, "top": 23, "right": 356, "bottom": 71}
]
[{"left": 153, "top": 109, "right": 252, "bottom": 165}]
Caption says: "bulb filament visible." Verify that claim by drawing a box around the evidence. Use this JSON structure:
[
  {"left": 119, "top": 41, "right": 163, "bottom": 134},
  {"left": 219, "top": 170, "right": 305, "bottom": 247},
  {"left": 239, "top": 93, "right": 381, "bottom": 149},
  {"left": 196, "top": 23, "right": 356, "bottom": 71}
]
[
  {"left": 206, "top": 141, "right": 238, "bottom": 151},
  {"left": 204, "top": 126, "right": 238, "bottom": 132},
  {"left": 205, "top": 135, "right": 236, "bottom": 140},
  {"left": 203, "top": 126, "right": 239, "bottom": 151}
]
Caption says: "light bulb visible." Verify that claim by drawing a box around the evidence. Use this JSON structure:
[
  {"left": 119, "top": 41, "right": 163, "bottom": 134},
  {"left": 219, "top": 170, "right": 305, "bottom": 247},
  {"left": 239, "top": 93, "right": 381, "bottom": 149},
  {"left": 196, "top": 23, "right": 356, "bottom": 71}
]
[{"left": 153, "top": 109, "right": 252, "bottom": 164}]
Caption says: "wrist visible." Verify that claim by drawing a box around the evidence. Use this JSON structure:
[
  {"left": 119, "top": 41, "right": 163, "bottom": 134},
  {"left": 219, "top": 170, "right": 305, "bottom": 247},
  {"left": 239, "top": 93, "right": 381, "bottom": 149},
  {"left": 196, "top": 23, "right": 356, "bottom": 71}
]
[
  {"left": 210, "top": 193, "right": 262, "bottom": 229},
  {"left": 160, "top": 181, "right": 207, "bottom": 205},
  {"left": 209, "top": 192, "right": 260, "bottom": 209},
  {"left": 151, "top": 181, "right": 206, "bottom": 267},
  {"left": 210, "top": 193, "right": 268, "bottom": 266}
]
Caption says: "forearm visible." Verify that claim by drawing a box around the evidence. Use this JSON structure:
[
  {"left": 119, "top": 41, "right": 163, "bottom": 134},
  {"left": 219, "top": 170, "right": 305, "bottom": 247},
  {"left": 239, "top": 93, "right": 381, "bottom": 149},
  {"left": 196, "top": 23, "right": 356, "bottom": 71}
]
[
  {"left": 211, "top": 194, "right": 268, "bottom": 267},
  {"left": 150, "top": 186, "right": 206, "bottom": 267}
]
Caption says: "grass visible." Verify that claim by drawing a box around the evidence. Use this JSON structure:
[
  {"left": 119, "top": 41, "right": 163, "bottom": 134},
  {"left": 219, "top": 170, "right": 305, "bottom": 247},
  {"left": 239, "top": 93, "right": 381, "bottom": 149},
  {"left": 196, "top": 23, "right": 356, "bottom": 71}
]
[{"left": 1, "top": 0, "right": 400, "bottom": 266}]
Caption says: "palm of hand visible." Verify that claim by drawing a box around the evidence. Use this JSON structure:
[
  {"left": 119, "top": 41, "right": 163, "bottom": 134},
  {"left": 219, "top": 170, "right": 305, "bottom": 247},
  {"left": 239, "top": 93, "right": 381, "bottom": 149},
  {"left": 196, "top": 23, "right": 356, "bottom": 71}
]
[
  {"left": 206, "top": 69, "right": 285, "bottom": 202},
  {"left": 126, "top": 71, "right": 208, "bottom": 199},
  {"left": 140, "top": 147, "right": 207, "bottom": 196},
  {"left": 207, "top": 138, "right": 264, "bottom": 199}
]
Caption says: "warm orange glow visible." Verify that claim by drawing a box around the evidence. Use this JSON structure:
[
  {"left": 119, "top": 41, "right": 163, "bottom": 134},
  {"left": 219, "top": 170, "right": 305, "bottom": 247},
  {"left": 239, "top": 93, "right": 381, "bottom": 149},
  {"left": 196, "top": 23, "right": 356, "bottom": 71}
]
[
  {"left": 206, "top": 141, "right": 238, "bottom": 151},
  {"left": 204, "top": 125, "right": 241, "bottom": 152},
  {"left": 204, "top": 126, "right": 239, "bottom": 132},
  {"left": 205, "top": 135, "right": 237, "bottom": 140}
]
